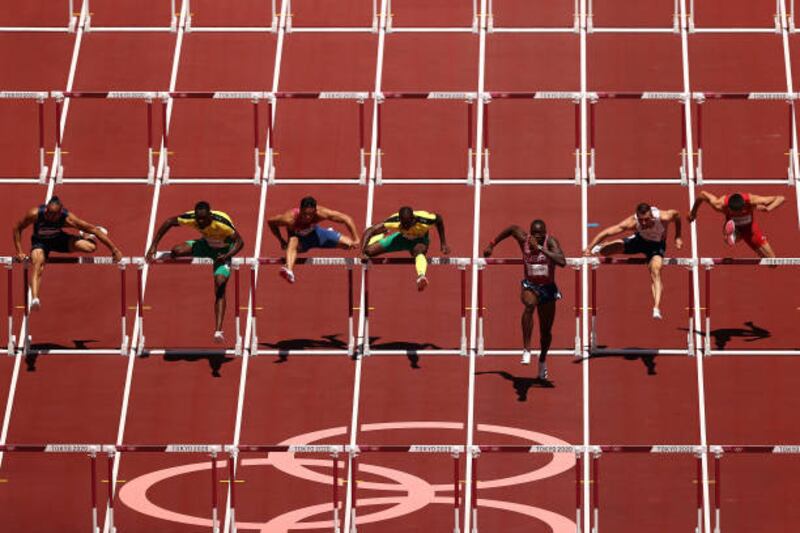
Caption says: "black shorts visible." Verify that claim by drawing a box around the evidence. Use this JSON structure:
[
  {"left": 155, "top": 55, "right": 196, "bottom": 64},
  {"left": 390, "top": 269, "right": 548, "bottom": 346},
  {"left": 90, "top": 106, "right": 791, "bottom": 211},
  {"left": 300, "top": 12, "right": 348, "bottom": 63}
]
[
  {"left": 623, "top": 234, "right": 666, "bottom": 261},
  {"left": 521, "top": 280, "right": 562, "bottom": 305},
  {"left": 31, "top": 233, "right": 73, "bottom": 258}
]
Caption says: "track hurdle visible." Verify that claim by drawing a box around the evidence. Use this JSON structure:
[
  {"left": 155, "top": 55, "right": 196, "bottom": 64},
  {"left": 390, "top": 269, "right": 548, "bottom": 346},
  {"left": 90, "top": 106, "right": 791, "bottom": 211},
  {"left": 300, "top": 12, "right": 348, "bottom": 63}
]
[
  {"left": 588, "top": 257, "right": 696, "bottom": 356},
  {"left": 0, "top": 91, "right": 49, "bottom": 182}
]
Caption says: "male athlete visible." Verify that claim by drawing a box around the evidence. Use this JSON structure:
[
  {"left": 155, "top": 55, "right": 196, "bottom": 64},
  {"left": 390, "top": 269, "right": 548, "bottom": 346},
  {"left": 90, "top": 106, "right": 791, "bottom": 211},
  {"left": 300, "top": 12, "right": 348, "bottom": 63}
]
[
  {"left": 484, "top": 219, "right": 566, "bottom": 379},
  {"left": 13, "top": 196, "right": 123, "bottom": 311},
  {"left": 688, "top": 191, "right": 784, "bottom": 258},
  {"left": 361, "top": 207, "right": 449, "bottom": 291},
  {"left": 146, "top": 201, "right": 244, "bottom": 343},
  {"left": 267, "top": 196, "right": 360, "bottom": 284},
  {"left": 585, "top": 203, "right": 682, "bottom": 320}
]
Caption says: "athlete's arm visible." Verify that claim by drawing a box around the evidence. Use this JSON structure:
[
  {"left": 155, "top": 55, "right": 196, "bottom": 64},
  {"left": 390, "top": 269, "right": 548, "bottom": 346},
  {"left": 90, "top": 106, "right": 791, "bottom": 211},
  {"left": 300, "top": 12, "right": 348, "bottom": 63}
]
[
  {"left": 146, "top": 216, "right": 179, "bottom": 261},
  {"left": 361, "top": 222, "right": 387, "bottom": 254},
  {"left": 219, "top": 231, "right": 245, "bottom": 261},
  {"left": 483, "top": 225, "right": 525, "bottom": 257},
  {"left": 12, "top": 207, "right": 38, "bottom": 262},
  {"left": 664, "top": 209, "right": 683, "bottom": 249},
  {"left": 318, "top": 206, "right": 360, "bottom": 245},
  {"left": 749, "top": 194, "right": 785, "bottom": 212},
  {"left": 689, "top": 191, "right": 723, "bottom": 222},
  {"left": 267, "top": 210, "right": 295, "bottom": 247},
  {"left": 543, "top": 236, "right": 567, "bottom": 267},
  {"left": 434, "top": 213, "right": 450, "bottom": 255},
  {"left": 584, "top": 216, "right": 635, "bottom": 254},
  {"left": 66, "top": 213, "right": 123, "bottom": 262}
]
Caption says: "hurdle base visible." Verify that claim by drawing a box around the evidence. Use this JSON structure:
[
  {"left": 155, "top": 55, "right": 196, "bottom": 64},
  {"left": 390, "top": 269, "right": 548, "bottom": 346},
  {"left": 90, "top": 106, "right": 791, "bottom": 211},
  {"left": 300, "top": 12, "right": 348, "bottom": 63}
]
[
  {"left": 120, "top": 335, "right": 129, "bottom": 356},
  {"left": 7, "top": 335, "right": 16, "bottom": 356},
  {"left": 38, "top": 165, "right": 49, "bottom": 184}
]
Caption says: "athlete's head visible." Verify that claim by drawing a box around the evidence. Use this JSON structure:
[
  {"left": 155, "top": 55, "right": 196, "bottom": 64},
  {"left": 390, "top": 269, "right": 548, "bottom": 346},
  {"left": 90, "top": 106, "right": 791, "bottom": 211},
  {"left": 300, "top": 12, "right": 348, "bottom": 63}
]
[
  {"left": 43, "top": 196, "right": 64, "bottom": 222},
  {"left": 728, "top": 193, "right": 746, "bottom": 213},
  {"left": 635, "top": 202, "right": 655, "bottom": 228},
  {"left": 529, "top": 219, "right": 547, "bottom": 245},
  {"left": 194, "top": 201, "right": 212, "bottom": 228},
  {"left": 398, "top": 206, "right": 415, "bottom": 229},
  {"left": 298, "top": 196, "right": 318, "bottom": 223}
]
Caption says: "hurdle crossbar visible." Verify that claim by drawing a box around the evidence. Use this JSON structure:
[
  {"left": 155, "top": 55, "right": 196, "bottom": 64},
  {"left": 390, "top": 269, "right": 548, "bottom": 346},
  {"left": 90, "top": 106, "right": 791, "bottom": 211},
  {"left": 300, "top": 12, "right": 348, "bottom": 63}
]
[
  {"left": 699, "top": 258, "right": 800, "bottom": 356},
  {"left": 475, "top": 257, "right": 583, "bottom": 357},
  {"left": 587, "top": 257, "right": 695, "bottom": 357},
  {"left": 0, "top": 91, "right": 50, "bottom": 182},
  {"left": 375, "top": 92, "right": 477, "bottom": 185}
]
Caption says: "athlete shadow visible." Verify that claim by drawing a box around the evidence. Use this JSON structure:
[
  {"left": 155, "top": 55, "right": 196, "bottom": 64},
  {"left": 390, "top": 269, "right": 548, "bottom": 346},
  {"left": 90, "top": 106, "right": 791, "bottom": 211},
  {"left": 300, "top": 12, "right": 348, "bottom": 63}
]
[
  {"left": 475, "top": 370, "right": 554, "bottom": 402},
  {"left": 259, "top": 334, "right": 348, "bottom": 363},
  {"left": 584, "top": 348, "right": 658, "bottom": 376},
  {"left": 367, "top": 338, "right": 446, "bottom": 369},
  {"left": 25, "top": 339, "right": 99, "bottom": 372},
  {"left": 709, "top": 321, "right": 770, "bottom": 350},
  {"left": 155, "top": 350, "right": 234, "bottom": 378}
]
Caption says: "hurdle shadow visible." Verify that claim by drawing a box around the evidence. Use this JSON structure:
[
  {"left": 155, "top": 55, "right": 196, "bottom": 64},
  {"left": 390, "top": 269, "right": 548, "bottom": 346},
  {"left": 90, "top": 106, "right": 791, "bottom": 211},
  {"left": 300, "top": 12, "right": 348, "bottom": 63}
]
[
  {"left": 139, "top": 349, "right": 235, "bottom": 378},
  {"left": 25, "top": 339, "right": 99, "bottom": 372},
  {"left": 475, "top": 370, "right": 554, "bottom": 402},
  {"left": 259, "top": 334, "right": 348, "bottom": 363},
  {"left": 368, "top": 338, "right": 446, "bottom": 369},
  {"left": 584, "top": 347, "right": 658, "bottom": 376}
]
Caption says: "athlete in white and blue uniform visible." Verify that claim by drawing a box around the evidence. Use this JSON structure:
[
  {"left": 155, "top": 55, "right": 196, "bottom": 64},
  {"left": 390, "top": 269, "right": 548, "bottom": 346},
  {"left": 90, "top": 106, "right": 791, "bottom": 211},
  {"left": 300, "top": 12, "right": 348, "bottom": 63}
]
[
  {"left": 484, "top": 219, "right": 566, "bottom": 379},
  {"left": 585, "top": 203, "right": 683, "bottom": 320}
]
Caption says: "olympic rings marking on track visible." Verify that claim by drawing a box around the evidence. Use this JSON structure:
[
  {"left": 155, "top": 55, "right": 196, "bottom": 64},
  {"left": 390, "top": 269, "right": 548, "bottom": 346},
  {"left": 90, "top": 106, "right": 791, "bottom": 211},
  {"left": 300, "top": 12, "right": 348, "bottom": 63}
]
[{"left": 118, "top": 421, "right": 577, "bottom": 532}]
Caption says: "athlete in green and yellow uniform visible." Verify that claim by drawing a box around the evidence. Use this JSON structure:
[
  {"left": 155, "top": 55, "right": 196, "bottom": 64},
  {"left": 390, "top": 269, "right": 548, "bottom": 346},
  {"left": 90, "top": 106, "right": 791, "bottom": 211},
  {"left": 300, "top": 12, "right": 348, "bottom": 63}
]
[
  {"left": 361, "top": 206, "right": 449, "bottom": 291},
  {"left": 146, "top": 201, "right": 245, "bottom": 343}
]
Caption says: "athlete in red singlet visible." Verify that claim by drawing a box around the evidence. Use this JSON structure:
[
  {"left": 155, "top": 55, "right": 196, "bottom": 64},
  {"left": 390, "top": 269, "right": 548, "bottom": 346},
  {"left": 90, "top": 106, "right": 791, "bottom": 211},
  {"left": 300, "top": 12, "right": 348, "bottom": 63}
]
[
  {"left": 484, "top": 219, "right": 566, "bottom": 380},
  {"left": 688, "top": 191, "right": 784, "bottom": 259},
  {"left": 268, "top": 196, "right": 360, "bottom": 283}
]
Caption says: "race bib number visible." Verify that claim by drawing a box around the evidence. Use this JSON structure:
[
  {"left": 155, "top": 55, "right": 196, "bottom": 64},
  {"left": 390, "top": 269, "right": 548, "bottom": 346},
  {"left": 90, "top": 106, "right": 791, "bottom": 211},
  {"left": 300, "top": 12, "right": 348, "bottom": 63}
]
[
  {"left": 732, "top": 215, "right": 752, "bottom": 226},
  {"left": 526, "top": 263, "right": 548, "bottom": 277}
]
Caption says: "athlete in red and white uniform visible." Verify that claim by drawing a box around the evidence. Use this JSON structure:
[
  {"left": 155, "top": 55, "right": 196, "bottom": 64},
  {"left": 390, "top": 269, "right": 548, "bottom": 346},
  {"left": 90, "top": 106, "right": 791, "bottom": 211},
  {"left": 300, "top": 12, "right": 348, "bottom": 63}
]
[
  {"left": 585, "top": 203, "right": 683, "bottom": 320},
  {"left": 268, "top": 196, "right": 360, "bottom": 283},
  {"left": 484, "top": 219, "right": 566, "bottom": 379},
  {"left": 689, "top": 191, "right": 784, "bottom": 258}
]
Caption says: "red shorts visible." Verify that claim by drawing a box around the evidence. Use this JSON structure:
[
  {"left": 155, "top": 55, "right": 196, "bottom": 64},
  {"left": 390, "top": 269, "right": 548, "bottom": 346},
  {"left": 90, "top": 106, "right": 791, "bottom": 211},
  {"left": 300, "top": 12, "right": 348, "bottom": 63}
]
[{"left": 733, "top": 221, "right": 768, "bottom": 250}]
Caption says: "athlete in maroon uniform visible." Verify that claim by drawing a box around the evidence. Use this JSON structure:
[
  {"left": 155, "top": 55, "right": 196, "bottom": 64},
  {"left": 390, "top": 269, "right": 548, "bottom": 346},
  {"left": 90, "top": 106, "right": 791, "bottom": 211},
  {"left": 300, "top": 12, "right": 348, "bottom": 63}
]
[
  {"left": 689, "top": 191, "right": 783, "bottom": 258},
  {"left": 484, "top": 219, "right": 566, "bottom": 379}
]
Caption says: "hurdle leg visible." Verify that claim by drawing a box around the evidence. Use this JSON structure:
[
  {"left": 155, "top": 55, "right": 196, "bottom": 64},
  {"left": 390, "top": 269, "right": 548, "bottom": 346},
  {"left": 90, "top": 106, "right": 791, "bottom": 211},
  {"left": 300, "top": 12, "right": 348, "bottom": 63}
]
[
  {"left": 470, "top": 452, "right": 478, "bottom": 533},
  {"left": 253, "top": 99, "right": 262, "bottom": 183},
  {"left": 575, "top": 453, "right": 582, "bottom": 533},
  {"left": 460, "top": 266, "right": 467, "bottom": 355},
  {"left": 136, "top": 266, "right": 145, "bottom": 355},
  {"left": 714, "top": 452, "right": 721, "bottom": 533},
  {"left": 476, "top": 267, "right": 484, "bottom": 356},
  {"left": 590, "top": 267, "right": 597, "bottom": 352},
  {"left": 591, "top": 452, "right": 599, "bottom": 533},
  {"left": 574, "top": 100, "right": 581, "bottom": 183},
  {"left": 695, "top": 453, "right": 702, "bottom": 533},
  {"left": 350, "top": 454, "right": 359, "bottom": 533},
  {"left": 146, "top": 99, "right": 155, "bottom": 184},
  {"left": 229, "top": 450, "right": 238, "bottom": 533},
  {"left": 119, "top": 264, "right": 129, "bottom": 355},
  {"left": 234, "top": 266, "right": 242, "bottom": 356},
  {"left": 695, "top": 100, "right": 703, "bottom": 184},
  {"left": 687, "top": 267, "right": 694, "bottom": 356},
  {"left": 704, "top": 267, "right": 711, "bottom": 356},
  {"left": 37, "top": 99, "right": 48, "bottom": 183},
  {"left": 574, "top": 267, "right": 581, "bottom": 357},
  {"left": 588, "top": 100, "right": 596, "bottom": 185},
  {"left": 7, "top": 265, "right": 14, "bottom": 355},
  {"left": 482, "top": 97, "right": 490, "bottom": 184},
  {"left": 358, "top": 100, "right": 366, "bottom": 184},
  {"left": 107, "top": 449, "right": 117, "bottom": 533},
  {"left": 362, "top": 266, "right": 370, "bottom": 357},
  {"left": 467, "top": 100, "right": 474, "bottom": 184},
  {"left": 333, "top": 454, "right": 341, "bottom": 533},
  {"left": 90, "top": 451, "right": 99, "bottom": 533},
  {"left": 453, "top": 452, "right": 461, "bottom": 533},
  {"left": 250, "top": 266, "right": 259, "bottom": 354},
  {"left": 347, "top": 267, "right": 355, "bottom": 356},
  {"left": 211, "top": 451, "right": 219, "bottom": 533}
]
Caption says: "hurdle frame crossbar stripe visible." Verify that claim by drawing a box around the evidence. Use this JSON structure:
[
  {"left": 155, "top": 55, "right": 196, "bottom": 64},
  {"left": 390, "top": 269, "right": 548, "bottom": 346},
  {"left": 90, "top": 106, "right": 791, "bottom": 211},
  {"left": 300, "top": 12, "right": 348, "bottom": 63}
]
[{"left": 700, "top": 257, "right": 800, "bottom": 356}]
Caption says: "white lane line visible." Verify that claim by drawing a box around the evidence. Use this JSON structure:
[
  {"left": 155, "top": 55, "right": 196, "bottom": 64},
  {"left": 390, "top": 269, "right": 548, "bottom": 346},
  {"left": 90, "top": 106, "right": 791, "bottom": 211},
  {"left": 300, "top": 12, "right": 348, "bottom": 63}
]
[
  {"left": 222, "top": 1, "right": 289, "bottom": 532},
  {"left": 679, "top": 2, "right": 712, "bottom": 532},
  {"left": 462, "top": 1, "right": 487, "bottom": 532},
  {"left": 778, "top": 0, "right": 800, "bottom": 227},
  {"left": 102, "top": 2, "right": 189, "bottom": 532},
  {"left": 0, "top": 0, "right": 89, "bottom": 469},
  {"left": 579, "top": 1, "right": 592, "bottom": 532},
  {"left": 342, "top": 2, "right": 385, "bottom": 531}
]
